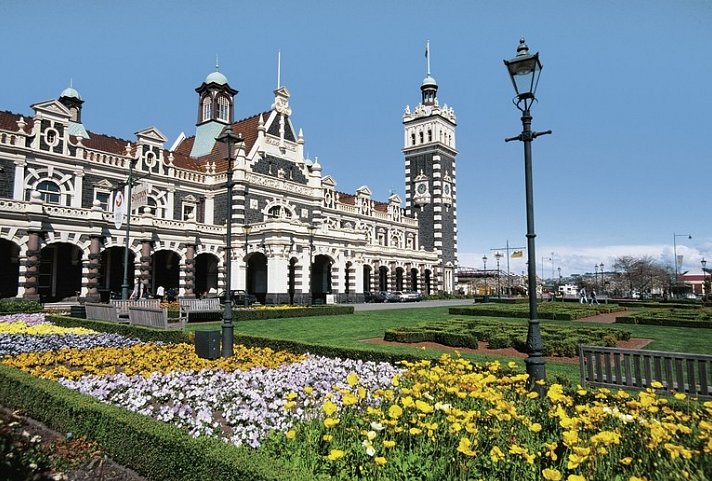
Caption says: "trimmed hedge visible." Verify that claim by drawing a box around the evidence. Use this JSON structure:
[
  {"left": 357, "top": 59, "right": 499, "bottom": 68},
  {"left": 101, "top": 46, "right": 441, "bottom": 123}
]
[
  {"left": 616, "top": 316, "right": 712, "bottom": 329},
  {"left": 0, "top": 365, "right": 315, "bottom": 481},
  {"left": 450, "top": 303, "right": 623, "bottom": 320},
  {"left": 384, "top": 319, "right": 630, "bottom": 357},
  {"left": 48, "top": 315, "right": 192, "bottom": 344},
  {"left": 0, "top": 299, "right": 43, "bottom": 314},
  {"left": 234, "top": 305, "right": 354, "bottom": 321}
]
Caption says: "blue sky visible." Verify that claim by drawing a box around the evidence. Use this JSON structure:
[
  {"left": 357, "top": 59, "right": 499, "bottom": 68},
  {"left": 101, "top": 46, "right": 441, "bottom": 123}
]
[{"left": 2, "top": 1, "right": 710, "bottom": 277}]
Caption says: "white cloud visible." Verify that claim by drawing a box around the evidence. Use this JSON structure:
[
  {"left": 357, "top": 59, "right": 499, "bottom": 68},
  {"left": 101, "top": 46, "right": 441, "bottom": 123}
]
[{"left": 460, "top": 243, "right": 711, "bottom": 278}]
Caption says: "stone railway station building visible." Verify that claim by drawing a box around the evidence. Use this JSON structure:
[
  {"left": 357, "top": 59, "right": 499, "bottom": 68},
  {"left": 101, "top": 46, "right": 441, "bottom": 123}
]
[{"left": 0, "top": 63, "right": 458, "bottom": 304}]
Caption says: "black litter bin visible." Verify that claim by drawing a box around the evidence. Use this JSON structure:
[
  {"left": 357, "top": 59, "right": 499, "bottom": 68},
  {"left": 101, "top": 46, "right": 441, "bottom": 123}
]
[
  {"left": 70, "top": 305, "right": 86, "bottom": 319},
  {"left": 195, "top": 330, "right": 221, "bottom": 360}
]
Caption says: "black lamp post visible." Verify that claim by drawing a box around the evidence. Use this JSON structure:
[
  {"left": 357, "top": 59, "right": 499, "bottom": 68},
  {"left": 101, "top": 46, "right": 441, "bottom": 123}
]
[
  {"left": 243, "top": 224, "right": 252, "bottom": 307},
  {"left": 216, "top": 126, "right": 243, "bottom": 358},
  {"left": 307, "top": 224, "right": 317, "bottom": 305},
  {"left": 120, "top": 157, "right": 138, "bottom": 300},
  {"left": 701, "top": 258, "right": 708, "bottom": 298},
  {"left": 482, "top": 255, "right": 488, "bottom": 299},
  {"left": 504, "top": 37, "right": 551, "bottom": 389},
  {"left": 495, "top": 252, "right": 502, "bottom": 299},
  {"left": 673, "top": 233, "right": 692, "bottom": 298}
]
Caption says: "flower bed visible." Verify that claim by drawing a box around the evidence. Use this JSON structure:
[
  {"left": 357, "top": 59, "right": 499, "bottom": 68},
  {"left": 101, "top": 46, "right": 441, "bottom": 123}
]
[{"left": 0, "top": 313, "right": 710, "bottom": 481}]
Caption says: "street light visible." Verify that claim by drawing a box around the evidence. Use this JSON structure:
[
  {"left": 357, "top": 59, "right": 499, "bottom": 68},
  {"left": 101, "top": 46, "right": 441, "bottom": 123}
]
[
  {"left": 594, "top": 264, "right": 599, "bottom": 291},
  {"left": 702, "top": 258, "right": 708, "bottom": 297},
  {"left": 495, "top": 252, "right": 502, "bottom": 299},
  {"left": 243, "top": 224, "right": 252, "bottom": 307},
  {"left": 120, "top": 157, "right": 138, "bottom": 300},
  {"left": 307, "top": 224, "right": 317, "bottom": 305},
  {"left": 504, "top": 37, "right": 551, "bottom": 389},
  {"left": 673, "top": 233, "right": 692, "bottom": 298},
  {"left": 216, "top": 126, "right": 243, "bottom": 358},
  {"left": 482, "top": 255, "right": 488, "bottom": 299}
]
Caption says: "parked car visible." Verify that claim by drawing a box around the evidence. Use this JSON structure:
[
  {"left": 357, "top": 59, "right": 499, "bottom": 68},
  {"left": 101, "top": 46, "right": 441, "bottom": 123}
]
[
  {"left": 400, "top": 290, "right": 422, "bottom": 302},
  {"left": 218, "top": 290, "right": 257, "bottom": 306},
  {"left": 366, "top": 291, "right": 388, "bottom": 303},
  {"left": 387, "top": 291, "right": 405, "bottom": 302}
]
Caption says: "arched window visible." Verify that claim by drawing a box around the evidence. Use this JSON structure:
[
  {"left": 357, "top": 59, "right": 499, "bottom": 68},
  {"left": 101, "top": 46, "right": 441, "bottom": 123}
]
[
  {"left": 427, "top": 129, "right": 432, "bottom": 142},
  {"left": 202, "top": 98, "right": 212, "bottom": 121},
  {"left": 411, "top": 133, "right": 416, "bottom": 146},
  {"left": 419, "top": 131, "right": 424, "bottom": 144},
  {"left": 217, "top": 97, "right": 229, "bottom": 121},
  {"left": 36, "top": 180, "right": 61, "bottom": 204},
  {"left": 267, "top": 205, "right": 292, "bottom": 219}
]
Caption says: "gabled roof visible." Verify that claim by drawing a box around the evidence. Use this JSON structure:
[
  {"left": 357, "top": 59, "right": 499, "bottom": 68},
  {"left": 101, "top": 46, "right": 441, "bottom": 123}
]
[{"left": 0, "top": 110, "right": 33, "bottom": 134}]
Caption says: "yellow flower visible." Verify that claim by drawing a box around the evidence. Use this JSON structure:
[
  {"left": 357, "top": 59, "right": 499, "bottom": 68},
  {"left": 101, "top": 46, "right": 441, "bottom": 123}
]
[
  {"left": 323, "top": 400, "right": 338, "bottom": 416},
  {"left": 401, "top": 396, "right": 415, "bottom": 408},
  {"left": 285, "top": 430, "right": 296, "bottom": 440},
  {"left": 542, "top": 468, "right": 562, "bottom": 481},
  {"left": 347, "top": 372, "right": 359, "bottom": 386},
  {"left": 528, "top": 422, "right": 542, "bottom": 433},
  {"left": 415, "top": 399, "right": 434, "bottom": 414},
  {"left": 674, "top": 392, "right": 686, "bottom": 400},
  {"left": 507, "top": 361, "right": 517, "bottom": 369},
  {"left": 489, "top": 446, "right": 505, "bottom": 463},
  {"left": 322, "top": 434, "right": 333, "bottom": 442},
  {"left": 388, "top": 404, "right": 403, "bottom": 419},
  {"left": 567, "top": 476, "right": 586, "bottom": 481},
  {"left": 374, "top": 456, "right": 387, "bottom": 466},
  {"left": 285, "top": 391, "right": 297, "bottom": 400},
  {"left": 409, "top": 427, "right": 422, "bottom": 436},
  {"left": 283, "top": 401, "right": 296, "bottom": 410},
  {"left": 382, "top": 440, "right": 396, "bottom": 448},
  {"left": 324, "top": 417, "right": 340, "bottom": 428},
  {"left": 327, "top": 449, "right": 345, "bottom": 461},
  {"left": 629, "top": 477, "right": 648, "bottom": 481},
  {"left": 342, "top": 392, "right": 358, "bottom": 406},
  {"left": 457, "top": 437, "right": 477, "bottom": 457},
  {"left": 650, "top": 381, "right": 663, "bottom": 389},
  {"left": 619, "top": 457, "right": 633, "bottom": 466},
  {"left": 303, "top": 386, "right": 314, "bottom": 395}
]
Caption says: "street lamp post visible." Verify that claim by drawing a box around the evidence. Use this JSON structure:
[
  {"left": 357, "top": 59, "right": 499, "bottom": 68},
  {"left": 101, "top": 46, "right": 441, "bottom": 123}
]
[
  {"left": 595, "top": 264, "right": 599, "bottom": 291},
  {"left": 701, "top": 258, "right": 708, "bottom": 298},
  {"left": 482, "top": 255, "right": 488, "bottom": 299},
  {"left": 673, "top": 233, "right": 692, "bottom": 298},
  {"left": 495, "top": 252, "right": 502, "bottom": 299},
  {"left": 120, "top": 157, "right": 138, "bottom": 301},
  {"left": 243, "top": 224, "right": 252, "bottom": 307},
  {"left": 216, "top": 126, "right": 243, "bottom": 358},
  {"left": 307, "top": 224, "right": 317, "bottom": 305},
  {"left": 504, "top": 37, "right": 551, "bottom": 389}
]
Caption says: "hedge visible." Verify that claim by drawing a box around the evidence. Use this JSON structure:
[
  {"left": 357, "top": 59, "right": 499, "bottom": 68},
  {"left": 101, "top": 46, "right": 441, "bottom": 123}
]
[
  {"left": 615, "top": 316, "right": 712, "bottom": 329},
  {"left": 449, "top": 304, "right": 623, "bottom": 320},
  {"left": 48, "top": 315, "right": 192, "bottom": 344},
  {"left": 0, "top": 365, "right": 315, "bottom": 481},
  {"left": 234, "top": 305, "right": 354, "bottom": 321},
  {"left": 0, "top": 299, "right": 43, "bottom": 314}
]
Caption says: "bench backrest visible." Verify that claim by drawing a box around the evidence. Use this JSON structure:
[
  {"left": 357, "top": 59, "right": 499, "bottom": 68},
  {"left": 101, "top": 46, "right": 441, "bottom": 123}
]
[
  {"left": 112, "top": 299, "right": 161, "bottom": 316},
  {"left": 128, "top": 306, "right": 181, "bottom": 330},
  {"left": 179, "top": 298, "right": 221, "bottom": 312},
  {"left": 84, "top": 302, "right": 120, "bottom": 323},
  {"left": 579, "top": 345, "right": 712, "bottom": 399}
]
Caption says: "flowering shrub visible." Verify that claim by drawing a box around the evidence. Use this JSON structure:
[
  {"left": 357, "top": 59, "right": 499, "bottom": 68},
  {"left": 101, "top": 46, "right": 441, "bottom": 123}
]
[
  {"left": 0, "top": 313, "right": 47, "bottom": 326},
  {"left": 260, "top": 355, "right": 712, "bottom": 481}
]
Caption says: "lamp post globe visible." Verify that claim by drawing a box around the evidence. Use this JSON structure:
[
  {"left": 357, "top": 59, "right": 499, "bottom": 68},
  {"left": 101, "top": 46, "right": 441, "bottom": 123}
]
[{"left": 504, "top": 37, "right": 551, "bottom": 391}]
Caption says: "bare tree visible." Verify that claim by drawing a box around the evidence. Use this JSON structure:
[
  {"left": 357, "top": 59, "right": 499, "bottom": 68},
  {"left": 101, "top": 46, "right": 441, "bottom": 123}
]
[{"left": 612, "top": 256, "right": 672, "bottom": 298}]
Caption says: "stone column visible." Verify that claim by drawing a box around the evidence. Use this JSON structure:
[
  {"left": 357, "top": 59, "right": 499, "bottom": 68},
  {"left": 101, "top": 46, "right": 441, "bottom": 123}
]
[
  {"left": 23, "top": 231, "right": 42, "bottom": 301},
  {"left": 85, "top": 235, "right": 103, "bottom": 302},
  {"left": 139, "top": 240, "right": 153, "bottom": 297},
  {"left": 183, "top": 244, "right": 196, "bottom": 298}
]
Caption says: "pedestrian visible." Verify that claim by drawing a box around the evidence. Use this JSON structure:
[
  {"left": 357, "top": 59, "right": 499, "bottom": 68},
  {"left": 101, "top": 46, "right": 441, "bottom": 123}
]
[
  {"left": 156, "top": 285, "right": 165, "bottom": 301},
  {"left": 590, "top": 289, "right": 599, "bottom": 305},
  {"left": 579, "top": 287, "right": 588, "bottom": 304}
]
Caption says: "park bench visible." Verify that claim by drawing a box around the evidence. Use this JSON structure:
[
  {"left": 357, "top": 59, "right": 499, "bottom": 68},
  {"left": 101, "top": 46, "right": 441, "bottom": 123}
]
[
  {"left": 84, "top": 302, "right": 124, "bottom": 323},
  {"left": 128, "top": 306, "right": 184, "bottom": 330},
  {"left": 179, "top": 298, "right": 222, "bottom": 323},
  {"left": 111, "top": 299, "right": 161, "bottom": 319},
  {"left": 579, "top": 345, "right": 712, "bottom": 399}
]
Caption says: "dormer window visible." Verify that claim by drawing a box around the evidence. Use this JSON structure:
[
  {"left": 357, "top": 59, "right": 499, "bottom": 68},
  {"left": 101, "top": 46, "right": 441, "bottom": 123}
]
[
  {"left": 217, "top": 96, "right": 229, "bottom": 121},
  {"left": 202, "top": 98, "right": 212, "bottom": 121},
  {"left": 45, "top": 128, "right": 58, "bottom": 147}
]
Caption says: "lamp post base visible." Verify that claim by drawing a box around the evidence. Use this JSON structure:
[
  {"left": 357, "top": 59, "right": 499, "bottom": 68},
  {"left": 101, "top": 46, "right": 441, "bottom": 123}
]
[{"left": 221, "top": 300, "right": 234, "bottom": 357}]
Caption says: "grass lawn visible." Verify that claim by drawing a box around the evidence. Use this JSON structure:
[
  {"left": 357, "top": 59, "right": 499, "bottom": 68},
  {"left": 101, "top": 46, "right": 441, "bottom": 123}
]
[{"left": 184, "top": 305, "right": 710, "bottom": 385}]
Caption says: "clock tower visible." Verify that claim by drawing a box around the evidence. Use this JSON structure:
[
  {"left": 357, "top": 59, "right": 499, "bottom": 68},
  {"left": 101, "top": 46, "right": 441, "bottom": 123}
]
[{"left": 403, "top": 42, "right": 458, "bottom": 293}]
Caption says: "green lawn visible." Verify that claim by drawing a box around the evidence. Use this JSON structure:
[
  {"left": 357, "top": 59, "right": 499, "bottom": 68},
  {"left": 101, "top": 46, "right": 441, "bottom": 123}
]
[{"left": 185, "top": 305, "right": 712, "bottom": 385}]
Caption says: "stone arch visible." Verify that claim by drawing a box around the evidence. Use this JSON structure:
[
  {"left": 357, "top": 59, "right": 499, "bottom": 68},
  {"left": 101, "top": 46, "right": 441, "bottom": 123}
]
[
  {"left": 0, "top": 239, "right": 21, "bottom": 299},
  {"left": 195, "top": 252, "right": 219, "bottom": 298},
  {"left": 246, "top": 252, "right": 268, "bottom": 303}
]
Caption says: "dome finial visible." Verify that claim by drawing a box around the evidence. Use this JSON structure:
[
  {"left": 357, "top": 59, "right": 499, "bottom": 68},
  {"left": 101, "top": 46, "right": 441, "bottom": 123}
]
[
  {"left": 215, "top": 54, "right": 219, "bottom": 71},
  {"left": 516, "top": 37, "right": 529, "bottom": 57}
]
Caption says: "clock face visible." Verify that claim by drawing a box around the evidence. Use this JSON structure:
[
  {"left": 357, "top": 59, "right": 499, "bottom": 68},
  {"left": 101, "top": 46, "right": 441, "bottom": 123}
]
[
  {"left": 417, "top": 183, "right": 427, "bottom": 194},
  {"left": 444, "top": 183, "right": 451, "bottom": 195}
]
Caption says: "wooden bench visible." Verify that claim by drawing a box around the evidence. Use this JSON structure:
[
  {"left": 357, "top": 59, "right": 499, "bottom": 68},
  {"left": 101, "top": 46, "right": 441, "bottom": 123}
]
[
  {"left": 111, "top": 299, "right": 161, "bottom": 319},
  {"left": 179, "top": 298, "right": 222, "bottom": 323},
  {"left": 84, "top": 302, "right": 124, "bottom": 323},
  {"left": 579, "top": 345, "right": 712, "bottom": 399},
  {"left": 128, "top": 306, "right": 184, "bottom": 330}
]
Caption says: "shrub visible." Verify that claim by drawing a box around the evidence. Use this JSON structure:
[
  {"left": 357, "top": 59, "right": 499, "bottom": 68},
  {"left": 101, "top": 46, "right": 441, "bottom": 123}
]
[{"left": 0, "top": 299, "right": 43, "bottom": 314}]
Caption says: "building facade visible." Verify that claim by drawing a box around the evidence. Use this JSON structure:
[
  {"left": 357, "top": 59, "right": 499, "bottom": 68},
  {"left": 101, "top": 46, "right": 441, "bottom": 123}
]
[{"left": 0, "top": 64, "right": 458, "bottom": 304}]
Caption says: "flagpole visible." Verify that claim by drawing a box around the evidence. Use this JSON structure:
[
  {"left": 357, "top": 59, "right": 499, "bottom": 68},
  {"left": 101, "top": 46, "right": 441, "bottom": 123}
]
[
  {"left": 491, "top": 241, "right": 525, "bottom": 296},
  {"left": 426, "top": 40, "right": 431, "bottom": 75}
]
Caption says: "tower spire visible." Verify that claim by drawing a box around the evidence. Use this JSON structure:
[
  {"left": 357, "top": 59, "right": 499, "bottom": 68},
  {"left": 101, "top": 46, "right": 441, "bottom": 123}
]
[
  {"left": 426, "top": 40, "right": 431, "bottom": 76},
  {"left": 215, "top": 54, "right": 219, "bottom": 71}
]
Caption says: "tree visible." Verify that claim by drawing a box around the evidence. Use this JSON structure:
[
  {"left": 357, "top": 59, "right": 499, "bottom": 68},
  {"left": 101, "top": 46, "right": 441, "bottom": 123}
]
[{"left": 612, "top": 256, "right": 672, "bottom": 298}]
